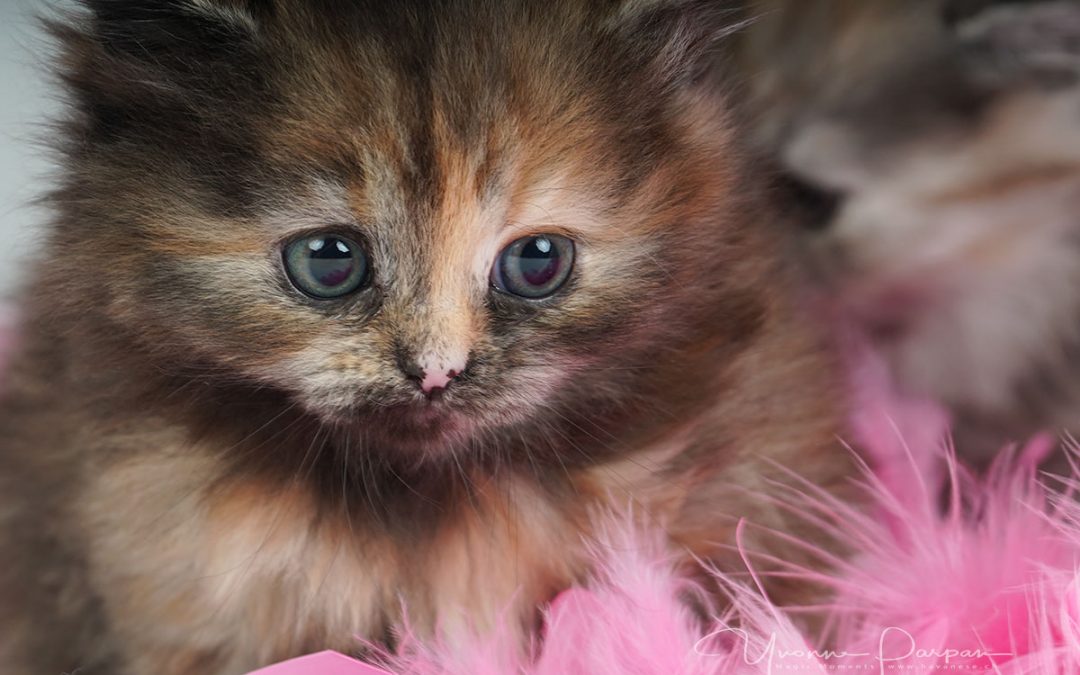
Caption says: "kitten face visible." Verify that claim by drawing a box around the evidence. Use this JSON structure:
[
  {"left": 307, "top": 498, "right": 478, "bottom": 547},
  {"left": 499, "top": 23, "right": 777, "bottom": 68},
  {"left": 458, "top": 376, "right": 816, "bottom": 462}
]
[{"left": 58, "top": 0, "right": 753, "bottom": 461}]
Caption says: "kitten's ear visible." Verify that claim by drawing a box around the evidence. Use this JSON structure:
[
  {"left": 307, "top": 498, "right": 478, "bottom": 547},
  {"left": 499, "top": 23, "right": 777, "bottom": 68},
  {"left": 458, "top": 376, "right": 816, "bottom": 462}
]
[
  {"left": 76, "top": 0, "right": 268, "bottom": 65},
  {"left": 53, "top": 0, "right": 272, "bottom": 141},
  {"left": 610, "top": 0, "right": 750, "bottom": 86},
  {"left": 54, "top": 0, "right": 272, "bottom": 106}
]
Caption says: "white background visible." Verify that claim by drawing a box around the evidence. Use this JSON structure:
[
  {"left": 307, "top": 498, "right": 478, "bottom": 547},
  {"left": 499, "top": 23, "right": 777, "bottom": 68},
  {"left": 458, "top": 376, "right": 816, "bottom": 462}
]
[{"left": 0, "top": 0, "right": 66, "bottom": 298}]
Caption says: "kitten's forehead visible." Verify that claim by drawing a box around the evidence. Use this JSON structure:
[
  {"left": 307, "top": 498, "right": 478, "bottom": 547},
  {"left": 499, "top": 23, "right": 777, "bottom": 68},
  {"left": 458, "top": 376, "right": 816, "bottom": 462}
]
[{"left": 256, "top": 13, "right": 650, "bottom": 289}]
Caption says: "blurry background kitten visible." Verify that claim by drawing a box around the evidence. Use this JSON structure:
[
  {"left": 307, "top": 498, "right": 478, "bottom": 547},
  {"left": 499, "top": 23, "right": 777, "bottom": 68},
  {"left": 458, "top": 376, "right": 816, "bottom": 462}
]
[
  {"left": 725, "top": 0, "right": 1080, "bottom": 460},
  {"left": 0, "top": 1, "right": 849, "bottom": 674}
]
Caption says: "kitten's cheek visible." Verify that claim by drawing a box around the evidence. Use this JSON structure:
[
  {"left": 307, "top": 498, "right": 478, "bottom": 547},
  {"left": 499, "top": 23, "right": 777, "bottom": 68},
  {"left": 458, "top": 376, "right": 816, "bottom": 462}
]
[
  {"left": 497, "top": 363, "right": 571, "bottom": 410},
  {"left": 251, "top": 347, "right": 402, "bottom": 416}
]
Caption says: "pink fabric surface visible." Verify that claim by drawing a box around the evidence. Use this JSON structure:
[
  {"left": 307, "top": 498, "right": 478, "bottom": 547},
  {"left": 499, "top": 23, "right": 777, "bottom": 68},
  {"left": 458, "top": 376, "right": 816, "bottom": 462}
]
[{"left": 247, "top": 651, "right": 390, "bottom": 675}]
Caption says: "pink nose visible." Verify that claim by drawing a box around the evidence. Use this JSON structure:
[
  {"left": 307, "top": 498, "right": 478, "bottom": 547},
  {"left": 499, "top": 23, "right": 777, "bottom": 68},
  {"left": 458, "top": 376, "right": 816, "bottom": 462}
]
[
  {"left": 420, "top": 368, "right": 458, "bottom": 394},
  {"left": 401, "top": 354, "right": 468, "bottom": 397}
]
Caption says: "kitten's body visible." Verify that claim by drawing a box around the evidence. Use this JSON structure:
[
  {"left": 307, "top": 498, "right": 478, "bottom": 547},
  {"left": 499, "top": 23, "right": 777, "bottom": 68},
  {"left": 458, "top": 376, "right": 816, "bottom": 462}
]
[
  {"left": 730, "top": 0, "right": 1080, "bottom": 457},
  {"left": 0, "top": 2, "right": 847, "bottom": 673}
]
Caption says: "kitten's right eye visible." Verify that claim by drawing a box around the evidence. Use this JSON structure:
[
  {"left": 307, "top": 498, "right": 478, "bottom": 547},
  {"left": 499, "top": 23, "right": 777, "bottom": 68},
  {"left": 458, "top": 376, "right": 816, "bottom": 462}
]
[
  {"left": 492, "top": 234, "right": 576, "bottom": 299},
  {"left": 283, "top": 235, "right": 369, "bottom": 299}
]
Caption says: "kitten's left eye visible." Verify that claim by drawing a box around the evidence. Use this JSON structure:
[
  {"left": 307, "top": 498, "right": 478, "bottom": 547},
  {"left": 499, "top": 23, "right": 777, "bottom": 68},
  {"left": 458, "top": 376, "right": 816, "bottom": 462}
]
[
  {"left": 492, "top": 234, "right": 576, "bottom": 299},
  {"left": 283, "top": 235, "right": 369, "bottom": 299}
]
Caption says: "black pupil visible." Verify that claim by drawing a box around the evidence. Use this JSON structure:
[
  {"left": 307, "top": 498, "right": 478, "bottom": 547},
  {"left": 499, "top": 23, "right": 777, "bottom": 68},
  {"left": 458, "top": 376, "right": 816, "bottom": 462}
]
[
  {"left": 518, "top": 237, "right": 560, "bottom": 287},
  {"left": 308, "top": 238, "right": 355, "bottom": 287}
]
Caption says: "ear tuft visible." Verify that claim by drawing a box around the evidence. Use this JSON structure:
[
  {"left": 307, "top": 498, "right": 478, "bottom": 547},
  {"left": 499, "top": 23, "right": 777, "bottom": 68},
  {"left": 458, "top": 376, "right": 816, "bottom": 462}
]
[
  {"left": 84, "top": 0, "right": 265, "bottom": 29},
  {"left": 51, "top": 0, "right": 271, "bottom": 145},
  {"left": 81, "top": 0, "right": 266, "bottom": 64},
  {"left": 611, "top": 0, "right": 752, "bottom": 86},
  {"left": 186, "top": 0, "right": 263, "bottom": 33}
]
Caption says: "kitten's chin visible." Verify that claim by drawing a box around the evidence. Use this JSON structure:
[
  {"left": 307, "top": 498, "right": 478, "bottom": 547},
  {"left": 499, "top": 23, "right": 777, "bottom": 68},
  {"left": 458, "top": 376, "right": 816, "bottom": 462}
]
[{"left": 330, "top": 402, "right": 487, "bottom": 460}]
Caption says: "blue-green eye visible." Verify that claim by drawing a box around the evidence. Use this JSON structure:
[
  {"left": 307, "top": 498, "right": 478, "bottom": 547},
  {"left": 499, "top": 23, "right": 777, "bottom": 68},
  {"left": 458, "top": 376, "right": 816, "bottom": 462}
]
[
  {"left": 492, "top": 234, "right": 575, "bottom": 299},
  {"left": 284, "top": 235, "right": 369, "bottom": 299}
]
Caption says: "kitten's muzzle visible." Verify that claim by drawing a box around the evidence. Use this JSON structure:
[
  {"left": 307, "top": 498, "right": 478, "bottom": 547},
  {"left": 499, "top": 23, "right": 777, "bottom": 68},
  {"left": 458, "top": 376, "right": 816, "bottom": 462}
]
[{"left": 400, "top": 357, "right": 468, "bottom": 400}]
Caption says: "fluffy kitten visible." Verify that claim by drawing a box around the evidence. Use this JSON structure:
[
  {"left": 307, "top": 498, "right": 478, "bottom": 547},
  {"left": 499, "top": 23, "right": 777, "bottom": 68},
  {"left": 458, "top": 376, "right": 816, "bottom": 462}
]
[
  {"left": 731, "top": 0, "right": 1080, "bottom": 457},
  {"left": 0, "top": 1, "right": 849, "bottom": 673}
]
